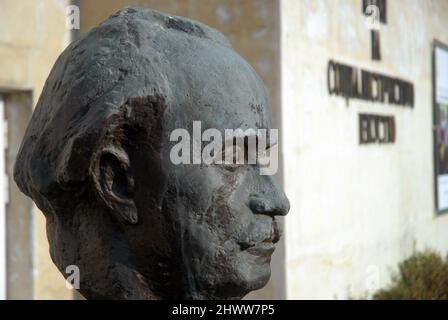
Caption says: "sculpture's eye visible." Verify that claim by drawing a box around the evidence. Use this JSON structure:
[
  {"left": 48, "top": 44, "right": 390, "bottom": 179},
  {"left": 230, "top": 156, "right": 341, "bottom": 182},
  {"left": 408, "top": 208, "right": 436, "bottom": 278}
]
[
  {"left": 210, "top": 138, "right": 246, "bottom": 170},
  {"left": 221, "top": 144, "right": 243, "bottom": 171},
  {"left": 209, "top": 133, "right": 276, "bottom": 173}
]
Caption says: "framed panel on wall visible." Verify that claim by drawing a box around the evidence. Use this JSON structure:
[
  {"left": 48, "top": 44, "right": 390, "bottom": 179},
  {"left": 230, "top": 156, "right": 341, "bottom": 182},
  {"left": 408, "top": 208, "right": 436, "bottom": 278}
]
[{"left": 433, "top": 40, "right": 448, "bottom": 214}]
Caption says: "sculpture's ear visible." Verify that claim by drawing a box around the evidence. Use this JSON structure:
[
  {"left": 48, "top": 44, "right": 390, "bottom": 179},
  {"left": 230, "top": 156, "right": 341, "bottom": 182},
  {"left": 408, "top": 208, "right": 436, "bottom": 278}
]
[{"left": 91, "top": 146, "right": 138, "bottom": 225}]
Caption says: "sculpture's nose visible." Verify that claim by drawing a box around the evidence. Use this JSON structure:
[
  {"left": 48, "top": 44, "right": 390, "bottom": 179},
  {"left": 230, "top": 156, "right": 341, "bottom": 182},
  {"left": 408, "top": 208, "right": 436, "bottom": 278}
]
[{"left": 249, "top": 176, "right": 290, "bottom": 217}]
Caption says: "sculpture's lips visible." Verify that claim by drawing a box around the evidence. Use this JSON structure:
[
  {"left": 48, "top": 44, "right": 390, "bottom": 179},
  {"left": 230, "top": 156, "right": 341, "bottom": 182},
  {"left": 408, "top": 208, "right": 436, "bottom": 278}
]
[
  {"left": 246, "top": 242, "right": 275, "bottom": 257},
  {"left": 239, "top": 220, "right": 281, "bottom": 256}
]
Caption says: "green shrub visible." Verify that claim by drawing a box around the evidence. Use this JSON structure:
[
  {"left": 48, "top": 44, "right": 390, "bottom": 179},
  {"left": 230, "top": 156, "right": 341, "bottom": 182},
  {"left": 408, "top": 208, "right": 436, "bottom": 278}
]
[{"left": 374, "top": 250, "right": 448, "bottom": 300}]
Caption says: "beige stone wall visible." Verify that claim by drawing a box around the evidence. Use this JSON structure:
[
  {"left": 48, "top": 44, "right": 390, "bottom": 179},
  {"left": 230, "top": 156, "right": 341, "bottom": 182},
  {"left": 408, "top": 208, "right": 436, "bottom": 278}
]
[
  {"left": 282, "top": 0, "right": 448, "bottom": 299},
  {"left": 79, "top": 0, "right": 284, "bottom": 299},
  {"left": 0, "top": 0, "right": 73, "bottom": 299}
]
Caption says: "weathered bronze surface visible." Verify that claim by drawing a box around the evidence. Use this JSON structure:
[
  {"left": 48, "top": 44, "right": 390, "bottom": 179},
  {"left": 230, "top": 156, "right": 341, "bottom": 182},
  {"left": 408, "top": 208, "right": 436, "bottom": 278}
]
[{"left": 13, "top": 7, "right": 289, "bottom": 300}]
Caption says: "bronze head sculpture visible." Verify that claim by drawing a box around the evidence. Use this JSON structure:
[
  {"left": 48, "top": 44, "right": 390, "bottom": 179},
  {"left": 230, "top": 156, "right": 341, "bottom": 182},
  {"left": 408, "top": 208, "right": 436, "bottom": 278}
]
[{"left": 13, "top": 7, "right": 290, "bottom": 300}]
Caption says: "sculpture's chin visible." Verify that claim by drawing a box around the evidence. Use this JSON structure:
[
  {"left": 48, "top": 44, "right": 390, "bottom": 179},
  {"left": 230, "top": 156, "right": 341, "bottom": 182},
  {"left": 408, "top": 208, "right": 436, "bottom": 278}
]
[
  {"left": 188, "top": 254, "right": 273, "bottom": 300},
  {"left": 214, "top": 268, "right": 272, "bottom": 300},
  {"left": 215, "top": 251, "right": 273, "bottom": 298},
  {"left": 245, "top": 262, "right": 273, "bottom": 291}
]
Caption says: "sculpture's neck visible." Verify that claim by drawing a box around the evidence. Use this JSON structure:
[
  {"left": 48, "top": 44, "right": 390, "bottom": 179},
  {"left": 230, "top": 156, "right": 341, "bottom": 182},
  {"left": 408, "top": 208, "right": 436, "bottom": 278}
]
[
  {"left": 75, "top": 255, "right": 162, "bottom": 300},
  {"left": 107, "top": 262, "right": 160, "bottom": 300}
]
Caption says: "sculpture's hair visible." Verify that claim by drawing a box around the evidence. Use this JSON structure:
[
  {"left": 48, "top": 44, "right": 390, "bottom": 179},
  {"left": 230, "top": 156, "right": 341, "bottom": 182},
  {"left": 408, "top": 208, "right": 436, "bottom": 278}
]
[{"left": 13, "top": 7, "right": 231, "bottom": 216}]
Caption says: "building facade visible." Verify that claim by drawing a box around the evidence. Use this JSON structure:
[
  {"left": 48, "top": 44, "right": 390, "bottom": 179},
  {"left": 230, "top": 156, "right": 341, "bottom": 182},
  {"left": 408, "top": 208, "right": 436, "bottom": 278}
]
[{"left": 282, "top": 0, "right": 448, "bottom": 299}]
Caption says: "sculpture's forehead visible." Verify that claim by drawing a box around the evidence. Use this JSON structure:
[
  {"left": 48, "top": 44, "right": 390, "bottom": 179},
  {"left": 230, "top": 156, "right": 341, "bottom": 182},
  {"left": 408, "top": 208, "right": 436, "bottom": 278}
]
[{"left": 161, "top": 37, "right": 271, "bottom": 131}]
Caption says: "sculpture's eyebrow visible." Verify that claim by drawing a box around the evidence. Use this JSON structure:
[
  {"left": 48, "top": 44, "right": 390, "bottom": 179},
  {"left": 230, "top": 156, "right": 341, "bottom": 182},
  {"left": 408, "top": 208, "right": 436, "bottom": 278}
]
[{"left": 223, "top": 131, "right": 278, "bottom": 150}]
